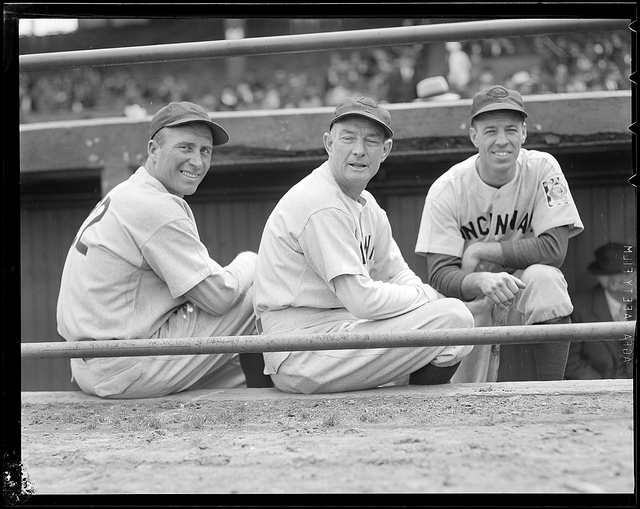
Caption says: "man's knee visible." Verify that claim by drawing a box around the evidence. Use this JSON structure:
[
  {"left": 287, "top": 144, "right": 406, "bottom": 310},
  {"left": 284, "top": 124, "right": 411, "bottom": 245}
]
[
  {"left": 442, "top": 298, "right": 475, "bottom": 328},
  {"left": 71, "top": 357, "right": 145, "bottom": 399},
  {"left": 518, "top": 264, "right": 572, "bottom": 322},
  {"left": 271, "top": 373, "right": 322, "bottom": 394},
  {"left": 520, "top": 264, "right": 566, "bottom": 286}
]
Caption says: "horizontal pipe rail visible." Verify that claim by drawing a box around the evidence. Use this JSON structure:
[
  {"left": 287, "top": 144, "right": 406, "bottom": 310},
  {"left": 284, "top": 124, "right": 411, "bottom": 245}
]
[
  {"left": 21, "top": 321, "right": 635, "bottom": 359},
  {"left": 19, "top": 19, "right": 628, "bottom": 71}
]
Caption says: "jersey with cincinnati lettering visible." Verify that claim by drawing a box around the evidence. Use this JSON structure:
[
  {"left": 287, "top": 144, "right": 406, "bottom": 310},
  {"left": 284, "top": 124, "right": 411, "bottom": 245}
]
[
  {"left": 415, "top": 148, "right": 583, "bottom": 271},
  {"left": 254, "top": 161, "right": 413, "bottom": 316}
]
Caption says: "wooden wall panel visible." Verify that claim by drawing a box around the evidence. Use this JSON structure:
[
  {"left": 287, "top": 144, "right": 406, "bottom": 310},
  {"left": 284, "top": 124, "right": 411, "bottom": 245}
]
[
  {"left": 567, "top": 185, "right": 637, "bottom": 295},
  {"left": 21, "top": 205, "right": 92, "bottom": 391},
  {"left": 191, "top": 199, "right": 277, "bottom": 263},
  {"left": 384, "top": 193, "right": 431, "bottom": 284}
]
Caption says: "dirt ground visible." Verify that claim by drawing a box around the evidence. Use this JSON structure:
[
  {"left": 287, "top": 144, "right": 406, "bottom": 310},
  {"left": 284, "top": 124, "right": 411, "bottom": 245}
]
[{"left": 20, "top": 379, "right": 634, "bottom": 496}]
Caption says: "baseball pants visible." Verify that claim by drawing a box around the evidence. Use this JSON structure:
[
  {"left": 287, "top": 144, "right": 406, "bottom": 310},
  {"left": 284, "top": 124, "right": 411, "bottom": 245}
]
[
  {"left": 71, "top": 289, "right": 256, "bottom": 399},
  {"left": 450, "top": 264, "right": 573, "bottom": 383},
  {"left": 261, "top": 297, "right": 474, "bottom": 394}
]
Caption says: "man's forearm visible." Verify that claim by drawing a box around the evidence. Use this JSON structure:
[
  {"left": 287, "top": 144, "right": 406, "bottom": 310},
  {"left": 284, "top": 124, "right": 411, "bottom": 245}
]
[
  {"left": 460, "top": 272, "right": 490, "bottom": 301},
  {"left": 501, "top": 227, "right": 569, "bottom": 269},
  {"left": 463, "top": 241, "right": 505, "bottom": 270},
  {"left": 464, "top": 227, "right": 569, "bottom": 271},
  {"left": 186, "top": 251, "right": 257, "bottom": 315},
  {"left": 425, "top": 253, "right": 467, "bottom": 299},
  {"left": 333, "top": 274, "right": 437, "bottom": 320}
]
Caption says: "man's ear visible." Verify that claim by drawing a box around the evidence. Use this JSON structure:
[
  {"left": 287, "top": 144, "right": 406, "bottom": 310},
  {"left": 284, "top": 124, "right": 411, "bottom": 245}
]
[
  {"left": 322, "top": 131, "right": 333, "bottom": 156},
  {"left": 469, "top": 127, "right": 478, "bottom": 148},
  {"left": 147, "top": 139, "right": 158, "bottom": 159},
  {"left": 521, "top": 122, "right": 528, "bottom": 143},
  {"left": 380, "top": 138, "right": 393, "bottom": 162}
]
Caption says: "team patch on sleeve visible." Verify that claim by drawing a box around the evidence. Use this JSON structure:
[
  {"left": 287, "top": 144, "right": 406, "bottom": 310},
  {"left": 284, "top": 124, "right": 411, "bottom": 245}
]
[{"left": 542, "top": 176, "right": 571, "bottom": 208}]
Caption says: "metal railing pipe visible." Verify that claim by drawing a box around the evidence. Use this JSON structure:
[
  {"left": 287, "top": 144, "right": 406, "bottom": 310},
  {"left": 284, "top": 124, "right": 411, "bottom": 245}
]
[
  {"left": 19, "top": 18, "right": 629, "bottom": 72},
  {"left": 20, "top": 321, "right": 636, "bottom": 359}
]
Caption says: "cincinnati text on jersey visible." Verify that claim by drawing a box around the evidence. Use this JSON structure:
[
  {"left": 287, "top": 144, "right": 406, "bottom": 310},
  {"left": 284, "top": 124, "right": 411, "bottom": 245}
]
[{"left": 460, "top": 210, "right": 534, "bottom": 241}]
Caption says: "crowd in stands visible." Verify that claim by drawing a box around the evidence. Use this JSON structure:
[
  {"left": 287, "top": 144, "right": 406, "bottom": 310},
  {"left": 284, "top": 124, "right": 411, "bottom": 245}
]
[{"left": 19, "top": 31, "right": 631, "bottom": 122}]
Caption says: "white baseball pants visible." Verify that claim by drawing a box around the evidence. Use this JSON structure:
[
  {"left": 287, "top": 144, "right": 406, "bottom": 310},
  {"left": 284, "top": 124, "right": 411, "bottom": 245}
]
[
  {"left": 70, "top": 289, "right": 256, "bottom": 399},
  {"left": 261, "top": 297, "right": 474, "bottom": 394}
]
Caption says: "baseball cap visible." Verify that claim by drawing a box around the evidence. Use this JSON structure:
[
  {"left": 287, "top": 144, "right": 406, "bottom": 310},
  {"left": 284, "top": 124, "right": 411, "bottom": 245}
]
[
  {"left": 330, "top": 96, "right": 394, "bottom": 138},
  {"left": 471, "top": 85, "right": 528, "bottom": 122},
  {"left": 149, "top": 101, "right": 230, "bottom": 146}
]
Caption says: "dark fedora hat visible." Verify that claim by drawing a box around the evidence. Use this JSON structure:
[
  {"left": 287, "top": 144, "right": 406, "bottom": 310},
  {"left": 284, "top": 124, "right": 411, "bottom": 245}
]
[{"left": 588, "top": 242, "right": 636, "bottom": 275}]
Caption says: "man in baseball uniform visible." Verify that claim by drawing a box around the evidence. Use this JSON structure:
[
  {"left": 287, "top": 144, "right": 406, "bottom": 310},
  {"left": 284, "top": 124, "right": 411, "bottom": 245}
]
[
  {"left": 57, "top": 101, "right": 271, "bottom": 398},
  {"left": 415, "top": 85, "right": 584, "bottom": 383},
  {"left": 253, "top": 96, "right": 475, "bottom": 394}
]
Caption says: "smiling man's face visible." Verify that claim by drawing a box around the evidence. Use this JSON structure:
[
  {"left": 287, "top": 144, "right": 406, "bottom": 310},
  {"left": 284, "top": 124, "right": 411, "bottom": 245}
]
[
  {"left": 470, "top": 111, "right": 527, "bottom": 187},
  {"left": 323, "top": 116, "right": 392, "bottom": 201},
  {"left": 147, "top": 123, "right": 213, "bottom": 197}
]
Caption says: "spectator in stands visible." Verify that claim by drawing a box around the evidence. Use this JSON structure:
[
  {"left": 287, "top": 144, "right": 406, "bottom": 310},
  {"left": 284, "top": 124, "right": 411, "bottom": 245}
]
[
  {"left": 235, "top": 81, "right": 256, "bottom": 110},
  {"left": 19, "top": 31, "right": 631, "bottom": 122},
  {"left": 57, "top": 101, "right": 272, "bottom": 398},
  {"left": 553, "top": 64, "right": 570, "bottom": 93},
  {"left": 474, "top": 69, "right": 496, "bottom": 95},
  {"left": 385, "top": 47, "right": 419, "bottom": 104},
  {"left": 415, "top": 85, "right": 584, "bottom": 383},
  {"left": 324, "top": 55, "right": 356, "bottom": 106},
  {"left": 19, "top": 75, "right": 33, "bottom": 119},
  {"left": 565, "top": 242, "right": 636, "bottom": 379},
  {"left": 527, "top": 64, "right": 553, "bottom": 94},
  {"left": 253, "top": 96, "right": 474, "bottom": 394},
  {"left": 259, "top": 85, "right": 282, "bottom": 109},
  {"left": 298, "top": 86, "right": 324, "bottom": 108},
  {"left": 219, "top": 86, "right": 240, "bottom": 110},
  {"left": 445, "top": 41, "right": 473, "bottom": 98}
]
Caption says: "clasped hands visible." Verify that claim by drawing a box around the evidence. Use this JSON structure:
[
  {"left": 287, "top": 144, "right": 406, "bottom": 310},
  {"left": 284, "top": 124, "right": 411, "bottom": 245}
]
[{"left": 461, "top": 242, "right": 526, "bottom": 310}]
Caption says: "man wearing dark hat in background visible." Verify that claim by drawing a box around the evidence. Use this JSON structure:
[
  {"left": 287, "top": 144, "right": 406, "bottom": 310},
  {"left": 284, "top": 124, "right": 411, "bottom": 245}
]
[
  {"left": 253, "top": 96, "right": 475, "bottom": 394},
  {"left": 565, "top": 242, "right": 636, "bottom": 379},
  {"left": 415, "top": 85, "right": 584, "bottom": 383},
  {"left": 57, "top": 101, "right": 271, "bottom": 398}
]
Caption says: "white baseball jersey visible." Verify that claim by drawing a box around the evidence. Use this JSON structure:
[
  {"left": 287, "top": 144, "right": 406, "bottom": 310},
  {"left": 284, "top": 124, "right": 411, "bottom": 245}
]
[
  {"left": 415, "top": 148, "right": 583, "bottom": 269},
  {"left": 254, "top": 162, "right": 443, "bottom": 371},
  {"left": 254, "top": 161, "right": 427, "bottom": 315},
  {"left": 57, "top": 166, "right": 225, "bottom": 342}
]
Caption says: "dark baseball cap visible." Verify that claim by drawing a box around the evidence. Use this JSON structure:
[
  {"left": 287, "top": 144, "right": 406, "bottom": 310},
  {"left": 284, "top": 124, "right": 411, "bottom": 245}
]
[
  {"left": 588, "top": 242, "right": 636, "bottom": 275},
  {"left": 149, "top": 101, "right": 230, "bottom": 145},
  {"left": 330, "top": 96, "right": 394, "bottom": 139},
  {"left": 471, "top": 85, "right": 528, "bottom": 122}
]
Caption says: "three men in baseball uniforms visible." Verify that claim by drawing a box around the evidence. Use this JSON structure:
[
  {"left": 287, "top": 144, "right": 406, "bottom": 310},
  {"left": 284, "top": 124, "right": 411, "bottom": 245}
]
[
  {"left": 415, "top": 85, "right": 584, "bottom": 382},
  {"left": 253, "top": 96, "right": 474, "bottom": 394},
  {"left": 57, "top": 101, "right": 270, "bottom": 398}
]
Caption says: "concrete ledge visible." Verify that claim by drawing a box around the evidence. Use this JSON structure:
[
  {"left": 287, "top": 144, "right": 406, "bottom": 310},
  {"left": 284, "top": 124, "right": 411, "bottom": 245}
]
[
  {"left": 21, "top": 378, "right": 633, "bottom": 406},
  {"left": 20, "top": 91, "right": 631, "bottom": 174}
]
